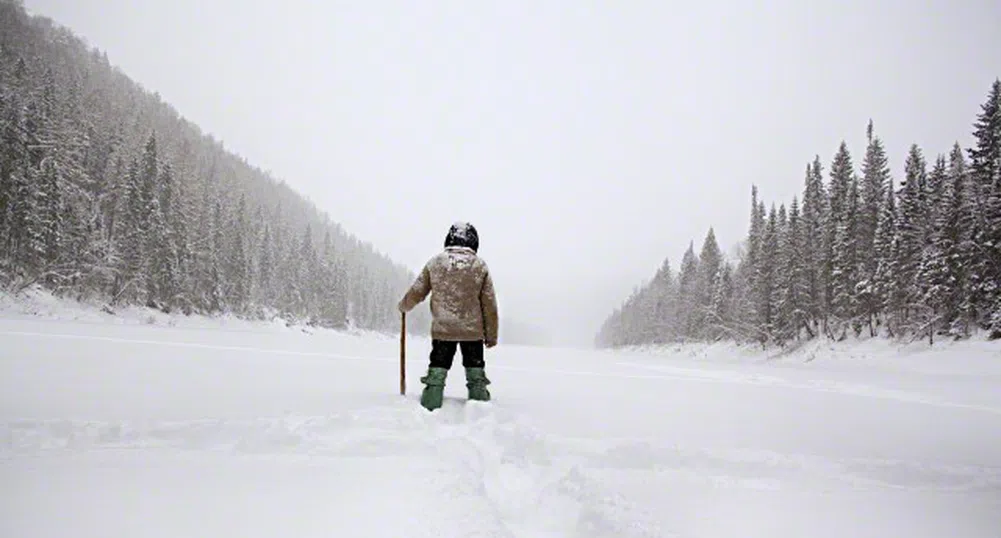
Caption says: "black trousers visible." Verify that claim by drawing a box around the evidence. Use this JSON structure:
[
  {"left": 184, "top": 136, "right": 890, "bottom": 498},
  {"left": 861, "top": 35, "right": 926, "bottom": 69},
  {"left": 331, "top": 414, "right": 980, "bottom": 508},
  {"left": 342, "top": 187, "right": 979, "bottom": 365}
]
[{"left": 429, "top": 340, "right": 485, "bottom": 370}]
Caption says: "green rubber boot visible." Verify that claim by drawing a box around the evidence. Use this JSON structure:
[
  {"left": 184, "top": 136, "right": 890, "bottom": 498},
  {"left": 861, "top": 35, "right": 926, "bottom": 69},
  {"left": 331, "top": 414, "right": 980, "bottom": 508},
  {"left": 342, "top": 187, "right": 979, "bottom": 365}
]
[
  {"left": 465, "top": 367, "right": 491, "bottom": 402},
  {"left": 419, "top": 367, "right": 448, "bottom": 411}
]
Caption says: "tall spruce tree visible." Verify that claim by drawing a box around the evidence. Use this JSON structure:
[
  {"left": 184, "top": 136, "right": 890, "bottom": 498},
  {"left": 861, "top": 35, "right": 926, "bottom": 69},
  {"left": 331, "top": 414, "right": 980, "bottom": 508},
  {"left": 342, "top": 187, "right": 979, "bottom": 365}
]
[
  {"left": 966, "top": 79, "right": 1001, "bottom": 336},
  {"left": 944, "top": 147, "right": 974, "bottom": 335},
  {"left": 677, "top": 242, "right": 700, "bottom": 340},
  {"left": 228, "top": 194, "right": 249, "bottom": 312},
  {"left": 915, "top": 155, "right": 950, "bottom": 339},
  {"left": 825, "top": 142, "right": 855, "bottom": 331},
  {"left": 873, "top": 182, "right": 900, "bottom": 335},
  {"left": 895, "top": 144, "right": 928, "bottom": 327},
  {"left": 859, "top": 120, "right": 890, "bottom": 283},
  {"left": 755, "top": 205, "right": 780, "bottom": 342},
  {"left": 695, "top": 228, "right": 722, "bottom": 338},
  {"left": 783, "top": 197, "right": 809, "bottom": 339},
  {"left": 801, "top": 157, "right": 827, "bottom": 330},
  {"left": 651, "top": 257, "right": 680, "bottom": 341}
]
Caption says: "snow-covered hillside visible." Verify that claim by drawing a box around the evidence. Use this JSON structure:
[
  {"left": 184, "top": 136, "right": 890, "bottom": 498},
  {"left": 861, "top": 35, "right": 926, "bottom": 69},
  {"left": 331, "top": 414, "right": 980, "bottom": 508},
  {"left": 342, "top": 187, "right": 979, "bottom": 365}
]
[{"left": 2, "top": 292, "right": 999, "bottom": 537}]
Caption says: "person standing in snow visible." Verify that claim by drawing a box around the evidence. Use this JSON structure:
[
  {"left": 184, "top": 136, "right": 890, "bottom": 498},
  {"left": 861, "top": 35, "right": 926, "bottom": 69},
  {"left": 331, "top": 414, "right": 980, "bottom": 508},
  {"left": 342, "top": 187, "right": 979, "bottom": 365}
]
[{"left": 398, "top": 222, "right": 499, "bottom": 411}]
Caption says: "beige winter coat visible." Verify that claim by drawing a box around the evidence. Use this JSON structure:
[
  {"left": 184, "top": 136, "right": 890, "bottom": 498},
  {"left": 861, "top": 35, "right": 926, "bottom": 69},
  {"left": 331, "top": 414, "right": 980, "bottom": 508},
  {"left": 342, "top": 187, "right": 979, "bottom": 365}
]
[{"left": 398, "top": 246, "right": 499, "bottom": 344}]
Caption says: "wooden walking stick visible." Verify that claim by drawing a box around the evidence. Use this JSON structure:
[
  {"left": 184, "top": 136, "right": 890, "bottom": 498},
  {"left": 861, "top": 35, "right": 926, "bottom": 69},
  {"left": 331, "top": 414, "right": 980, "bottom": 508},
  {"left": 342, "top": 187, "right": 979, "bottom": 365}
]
[{"left": 399, "top": 311, "right": 406, "bottom": 396}]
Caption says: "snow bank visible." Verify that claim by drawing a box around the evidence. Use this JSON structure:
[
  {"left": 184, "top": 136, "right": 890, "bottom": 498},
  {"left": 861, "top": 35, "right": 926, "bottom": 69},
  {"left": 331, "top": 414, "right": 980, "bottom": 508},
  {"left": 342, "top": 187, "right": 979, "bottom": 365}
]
[
  {"left": 0, "top": 286, "right": 398, "bottom": 341},
  {"left": 617, "top": 335, "right": 1001, "bottom": 376}
]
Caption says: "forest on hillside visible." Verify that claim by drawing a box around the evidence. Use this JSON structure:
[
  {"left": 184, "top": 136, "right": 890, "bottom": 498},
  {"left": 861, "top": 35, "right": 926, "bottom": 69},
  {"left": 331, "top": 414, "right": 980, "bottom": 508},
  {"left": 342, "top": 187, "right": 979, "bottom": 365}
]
[
  {"left": 598, "top": 78, "right": 1001, "bottom": 348},
  {"left": 0, "top": 1, "right": 431, "bottom": 333}
]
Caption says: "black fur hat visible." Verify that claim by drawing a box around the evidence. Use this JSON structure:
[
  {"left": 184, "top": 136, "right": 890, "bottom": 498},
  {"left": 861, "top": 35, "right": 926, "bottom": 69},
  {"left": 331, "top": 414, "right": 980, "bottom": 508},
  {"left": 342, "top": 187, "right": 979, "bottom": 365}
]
[{"left": 444, "top": 222, "right": 479, "bottom": 252}]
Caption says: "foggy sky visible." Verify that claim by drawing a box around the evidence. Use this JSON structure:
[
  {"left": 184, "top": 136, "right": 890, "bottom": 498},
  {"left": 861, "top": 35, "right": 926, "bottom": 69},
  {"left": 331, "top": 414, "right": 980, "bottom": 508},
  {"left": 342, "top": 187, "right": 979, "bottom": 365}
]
[{"left": 24, "top": 0, "right": 1001, "bottom": 346}]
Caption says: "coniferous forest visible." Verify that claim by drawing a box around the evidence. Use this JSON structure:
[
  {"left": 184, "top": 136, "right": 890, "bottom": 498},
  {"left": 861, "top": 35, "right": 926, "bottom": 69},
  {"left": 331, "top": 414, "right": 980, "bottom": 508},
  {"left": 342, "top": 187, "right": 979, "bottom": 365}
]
[
  {"left": 598, "top": 79, "right": 1001, "bottom": 348},
  {"left": 0, "top": 1, "right": 431, "bottom": 333}
]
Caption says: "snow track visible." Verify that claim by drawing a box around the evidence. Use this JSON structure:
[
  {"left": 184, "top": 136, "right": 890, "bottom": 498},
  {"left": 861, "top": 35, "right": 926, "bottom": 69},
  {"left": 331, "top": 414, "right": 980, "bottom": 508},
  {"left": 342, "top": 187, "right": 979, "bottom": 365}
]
[
  {"left": 6, "top": 400, "right": 1000, "bottom": 537},
  {"left": 6, "top": 406, "right": 1001, "bottom": 496},
  {"left": 2, "top": 401, "right": 668, "bottom": 537},
  {"left": 2, "top": 314, "right": 1001, "bottom": 537}
]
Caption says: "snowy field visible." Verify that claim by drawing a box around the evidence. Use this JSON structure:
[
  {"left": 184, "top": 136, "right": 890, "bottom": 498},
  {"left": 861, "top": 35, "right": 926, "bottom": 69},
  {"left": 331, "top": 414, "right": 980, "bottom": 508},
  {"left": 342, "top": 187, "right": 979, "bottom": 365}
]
[{"left": 2, "top": 293, "right": 1000, "bottom": 537}]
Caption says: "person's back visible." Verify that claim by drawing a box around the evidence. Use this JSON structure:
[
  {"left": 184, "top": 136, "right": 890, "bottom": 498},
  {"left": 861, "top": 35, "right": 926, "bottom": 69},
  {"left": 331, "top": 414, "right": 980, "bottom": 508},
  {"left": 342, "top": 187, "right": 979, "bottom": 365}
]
[{"left": 398, "top": 222, "right": 498, "bottom": 411}]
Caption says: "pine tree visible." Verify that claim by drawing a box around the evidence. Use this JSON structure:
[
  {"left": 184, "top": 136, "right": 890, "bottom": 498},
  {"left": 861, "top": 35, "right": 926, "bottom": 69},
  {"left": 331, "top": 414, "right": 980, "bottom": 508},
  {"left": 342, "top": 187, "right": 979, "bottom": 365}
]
[
  {"left": 651, "top": 256, "right": 680, "bottom": 341},
  {"left": 707, "top": 262, "right": 733, "bottom": 340},
  {"left": 117, "top": 156, "right": 147, "bottom": 303},
  {"left": 779, "top": 197, "right": 809, "bottom": 340},
  {"left": 873, "top": 183, "right": 899, "bottom": 335},
  {"left": 825, "top": 142, "right": 855, "bottom": 333},
  {"left": 743, "top": 185, "right": 763, "bottom": 288},
  {"left": 896, "top": 144, "right": 928, "bottom": 327},
  {"left": 636, "top": 282, "right": 660, "bottom": 344},
  {"left": 161, "top": 164, "right": 189, "bottom": 310},
  {"left": 135, "top": 135, "right": 160, "bottom": 298},
  {"left": 10, "top": 163, "right": 42, "bottom": 278},
  {"left": 859, "top": 120, "right": 890, "bottom": 282},
  {"left": 134, "top": 144, "right": 178, "bottom": 309},
  {"left": 915, "top": 155, "right": 950, "bottom": 340},
  {"left": 950, "top": 144, "right": 978, "bottom": 334},
  {"left": 966, "top": 79, "right": 1001, "bottom": 336},
  {"left": 209, "top": 201, "right": 226, "bottom": 312},
  {"left": 677, "top": 242, "right": 700, "bottom": 340},
  {"left": 758, "top": 205, "right": 780, "bottom": 343},
  {"left": 227, "top": 194, "right": 249, "bottom": 312},
  {"left": 294, "top": 224, "right": 319, "bottom": 319},
  {"left": 855, "top": 124, "right": 891, "bottom": 336},
  {"left": 831, "top": 175, "right": 861, "bottom": 336},
  {"left": 695, "top": 228, "right": 722, "bottom": 337},
  {"left": 36, "top": 156, "right": 63, "bottom": 280},
  {"left": 735, "top": 187, "right": 767, "bottom": 336},
  {"left": 943, "top": 147, "right": 975, "bottom": 335},
  {"left": 257, "top": 223, "right": 273, "bottom": 308},
  {"left": 323, "top": 229, "right": 350, "bottom": 328},
  {"left": 772, "top": 203, "right": 793, "bottom": 343},
  {"left": 801, "top": 157, "right": 827, "bottom": 330}
]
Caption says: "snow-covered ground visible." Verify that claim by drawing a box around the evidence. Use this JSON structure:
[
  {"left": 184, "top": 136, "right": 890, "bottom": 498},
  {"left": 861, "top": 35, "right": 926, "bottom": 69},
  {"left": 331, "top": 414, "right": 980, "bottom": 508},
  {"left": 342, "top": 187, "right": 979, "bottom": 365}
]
[{"left": 2, "top": 291, "right": 1000, "bottom": 537}]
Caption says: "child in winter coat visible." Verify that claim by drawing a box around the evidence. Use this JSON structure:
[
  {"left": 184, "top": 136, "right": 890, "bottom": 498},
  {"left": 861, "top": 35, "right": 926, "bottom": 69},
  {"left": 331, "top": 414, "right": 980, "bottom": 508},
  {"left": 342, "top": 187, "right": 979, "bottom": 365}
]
[{"left": 398, "top": 222, "right": 499, "bottom": 411}]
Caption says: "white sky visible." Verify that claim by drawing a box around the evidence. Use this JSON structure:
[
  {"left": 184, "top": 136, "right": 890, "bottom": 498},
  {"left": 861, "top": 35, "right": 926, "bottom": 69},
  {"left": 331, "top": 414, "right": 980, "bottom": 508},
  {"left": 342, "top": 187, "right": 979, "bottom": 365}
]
[{"left": 23, "top": 0, "right": 1001, "bottom": 346}]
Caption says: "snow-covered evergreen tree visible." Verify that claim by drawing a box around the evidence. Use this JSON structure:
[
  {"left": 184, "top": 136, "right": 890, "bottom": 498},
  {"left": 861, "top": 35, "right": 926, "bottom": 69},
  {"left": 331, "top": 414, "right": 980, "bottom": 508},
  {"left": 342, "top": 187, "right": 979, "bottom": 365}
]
[
  {"left": 800, "top": 157, "right": 827, "bottom": 331},
  {"left": 966, "top": 79, "right": 1001, "bottom": 336},
  {"left": 895, "top": 144, "right": 928, "bottom": 329},
  {"left": 256, "top": 223, "right": 274, "bottom": 308},
  {"left": 946, "top": 144, "right": 977, "bottom": 335},
  {"left": 857, "top": 121, "right": 890, "bottom": 330},
  {"left": 227, "top": 194, "right": 249, "bottom": 312},
  {"left": 209, "top": 202, "right": 226, "bottom": 312},
  {"left": 755, "top": 205, "right": 780, "bottom": 343},
  {"left": 778, "top": 197, "right": 809, "bottom": 341},
  {"left": 695, "top": 228, "right": 722, "bottom": 338},
  {"left": 650, "top": 256, "right": 680, "bottom": 341},
  {"left": 677, "top": 242, "right": 700, "bottom": 340},
  {"left": 825, "top": 142, "right": 855, "bottom": 332},
  {"left": 873, "top": 182, "right": 900, "bottom": 335},
  {"left": 914, "top": 155, "right": 950, "bottom": 340},
  {"left": 707, "top": 262, "right": 733, "bottom": 341}
]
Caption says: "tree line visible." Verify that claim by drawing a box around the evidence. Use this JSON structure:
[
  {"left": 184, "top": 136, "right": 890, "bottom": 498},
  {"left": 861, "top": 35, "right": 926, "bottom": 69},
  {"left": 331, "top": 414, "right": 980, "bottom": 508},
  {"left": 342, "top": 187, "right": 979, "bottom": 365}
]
[
  {"left": 0, "top": 1, "right": 430, "bottom": 333},
  {"left": 597, "top": 78, "right": 1001, "bottom": 348}
]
